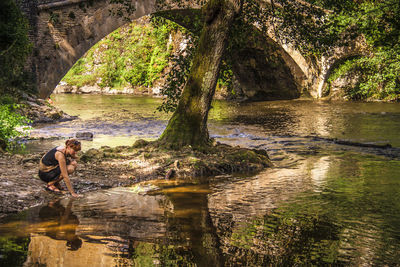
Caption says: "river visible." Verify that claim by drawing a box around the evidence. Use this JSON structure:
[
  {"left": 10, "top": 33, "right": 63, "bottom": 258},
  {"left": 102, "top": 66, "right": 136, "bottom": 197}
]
[{"left": 1, "top": 94, "right": 400, "bottom": 266}]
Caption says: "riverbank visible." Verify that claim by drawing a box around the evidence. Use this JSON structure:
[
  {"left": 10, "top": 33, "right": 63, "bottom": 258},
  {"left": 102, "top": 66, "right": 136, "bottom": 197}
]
[
  {"left": 0, "top": 140, "right": 271, "bottom": 218},
  {"left": 18, "top": 93, "right": 77, "bottom": 124}
]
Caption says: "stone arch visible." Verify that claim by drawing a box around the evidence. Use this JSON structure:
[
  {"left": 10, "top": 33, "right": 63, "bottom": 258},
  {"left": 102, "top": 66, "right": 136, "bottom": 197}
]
[
  {"left": 31, "top": 0, "right": 157, "bottom": 98},
  {"left": 19, "top": 0, "right": 203, "bottom": 98},
  {"left": 316, "top": 36, "right": 369, "bottom": 98},
  {"left": 230, "top": 30, "right": 306, "bottom": 101},
  {"left": 27, "top": 0, "right": 307, "bottom": 101},
  {"left": 19, "top": 0, "right": 366, "bottom": 100},
  {"left": 254, "top": 23, "right": 319, "bottom": 98},
  {"left": 319, "top": 54, "right": 362, "bottom": 98}
]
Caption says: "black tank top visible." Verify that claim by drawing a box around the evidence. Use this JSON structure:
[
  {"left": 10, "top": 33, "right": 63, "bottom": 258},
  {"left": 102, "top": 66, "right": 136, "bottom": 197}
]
[{"left": 42, "top": 147, "right": 64, "bottom": 166}]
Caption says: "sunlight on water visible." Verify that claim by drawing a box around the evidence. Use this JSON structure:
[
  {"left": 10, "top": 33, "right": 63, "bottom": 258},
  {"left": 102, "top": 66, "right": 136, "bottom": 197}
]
[
  {"left": 24, "top": 95, "right": 400, "bottom": 155},
  {"left": 2, "top": 95, "right": 400, "bottom": 266}
]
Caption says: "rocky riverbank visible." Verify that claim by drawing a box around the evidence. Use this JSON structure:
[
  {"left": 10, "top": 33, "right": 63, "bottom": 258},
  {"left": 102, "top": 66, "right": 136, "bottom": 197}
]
[
  {"left": 18, "top": 93, "right": 77, "bottom": 124},
  {"left": 0, "top": 139, "right": 272, "bottom": 218},
  {"left": 53, "top": 82, "right": 163, "bottom": 96}
]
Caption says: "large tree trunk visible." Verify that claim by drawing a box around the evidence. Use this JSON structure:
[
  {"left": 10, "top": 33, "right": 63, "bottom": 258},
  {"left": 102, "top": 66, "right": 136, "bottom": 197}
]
[{"left": 158, "top": 0, "right": 241, "bottom": 149}]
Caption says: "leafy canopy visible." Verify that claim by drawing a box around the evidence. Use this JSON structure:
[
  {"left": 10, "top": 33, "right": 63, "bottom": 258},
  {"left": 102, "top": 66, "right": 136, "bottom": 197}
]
[{"left": 0, "top": 0, "right": 32, "bottom": 94}]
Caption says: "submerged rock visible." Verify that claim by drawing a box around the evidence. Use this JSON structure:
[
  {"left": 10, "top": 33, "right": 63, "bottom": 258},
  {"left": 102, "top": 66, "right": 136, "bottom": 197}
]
[{"left": 75, "top": 131, "right": 94, "bottom": 140}]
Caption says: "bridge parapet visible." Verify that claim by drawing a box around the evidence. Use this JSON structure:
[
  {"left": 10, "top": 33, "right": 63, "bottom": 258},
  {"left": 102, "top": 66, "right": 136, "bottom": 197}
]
[{"left": 37, "top": 0, "right": 93, "bottom": 11}]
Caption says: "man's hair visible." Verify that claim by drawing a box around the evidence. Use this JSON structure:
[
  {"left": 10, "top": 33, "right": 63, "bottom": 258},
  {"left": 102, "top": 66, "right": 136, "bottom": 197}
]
[{"left": 65, "top": 139, "right": 81, "bottom": 151}]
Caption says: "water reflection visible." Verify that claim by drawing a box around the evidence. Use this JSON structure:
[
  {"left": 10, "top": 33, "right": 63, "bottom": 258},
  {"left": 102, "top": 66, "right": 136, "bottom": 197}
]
[
  {"left": 1, "top": 185, "right": 223, "bottom": 266},
  {"left": 207, "top": 153, "right": 400, "bottom": 266},
  {"left": 1, "top": 152, "right": 399, "bottom": 266},
  {"left": 210, "top": 99, "right": 400, "bottom": 148},
  {"left": 37, "top": 199, "right": 82, "bottom": 251}
]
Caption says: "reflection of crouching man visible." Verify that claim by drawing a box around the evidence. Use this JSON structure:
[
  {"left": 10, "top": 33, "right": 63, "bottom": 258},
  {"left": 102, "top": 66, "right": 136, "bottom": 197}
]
[
  {"left": 38, "top": 139, "right": 81, "bottom": 197},
  {"left": 39, "top": 199, "right": 82, "bottom": 251}
]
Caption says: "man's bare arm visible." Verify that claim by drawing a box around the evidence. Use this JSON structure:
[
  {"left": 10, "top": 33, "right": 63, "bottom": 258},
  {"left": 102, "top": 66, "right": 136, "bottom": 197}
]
[{"left": 55, "top": 152, "right": 76, "bottom": 196}]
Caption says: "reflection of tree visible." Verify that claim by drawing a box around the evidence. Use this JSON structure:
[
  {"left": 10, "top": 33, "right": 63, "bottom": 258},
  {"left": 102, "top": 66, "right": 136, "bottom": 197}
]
[
  {"left": 220, "top": 209, "right": 344, "bottom": 266},
  {"left": 38, "top": 199, "right": 82, "bottom": 251},
  {"left": 320, "top": 153, "right": 400, "bottom": 265},
  {"left": 144, "top": 184, "right": 223, "bottom": 266}
]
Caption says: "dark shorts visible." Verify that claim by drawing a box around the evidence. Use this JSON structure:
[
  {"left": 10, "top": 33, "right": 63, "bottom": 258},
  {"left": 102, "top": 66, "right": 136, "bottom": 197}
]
[{"left": 39, "top": 166, "right": 61, "bottom": 183}]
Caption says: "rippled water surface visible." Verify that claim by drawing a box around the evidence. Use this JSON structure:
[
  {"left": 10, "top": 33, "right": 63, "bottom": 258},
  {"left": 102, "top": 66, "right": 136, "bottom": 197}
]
[
  {"left": 2, "top": 95, "right": 400, "bottom": 266},
  {"left": 25, "top": 94, "right": 400, "bottom": 152}
]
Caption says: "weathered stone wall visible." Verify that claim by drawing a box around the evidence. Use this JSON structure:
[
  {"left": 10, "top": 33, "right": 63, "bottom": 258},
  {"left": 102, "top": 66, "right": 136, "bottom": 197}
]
[{"left": 230, "top": 30, "right": 301, "bottom": 101}]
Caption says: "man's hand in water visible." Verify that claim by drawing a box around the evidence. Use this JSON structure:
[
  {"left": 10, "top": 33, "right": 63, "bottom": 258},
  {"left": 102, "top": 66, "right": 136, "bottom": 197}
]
[{"left": 71, "top": 193, "right": 81, "bottom": 198}]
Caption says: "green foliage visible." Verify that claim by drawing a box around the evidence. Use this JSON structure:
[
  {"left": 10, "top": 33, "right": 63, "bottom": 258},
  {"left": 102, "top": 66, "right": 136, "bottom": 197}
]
[
  {"left": 63, "top": 57, "right": 98, "bottom": 87},
  {"left": 0, "top": 100, "right": 31, "bottom": 151},
  {"left": 156, "top": 33, "right": 198, "bottom": 113},
  {"left": 48, "top": 12, "right": 60, "bottom": 25},
  {"left": 325, "top": 0, "right": 400, "bottom": 100},
  {"left": 329, "top": 49, "right": 400, "bottom": 101},
  {"left": 0, "top": 237, "right": 30, "bottom": 266},
  {"left": 242, "top": 0, "right": 400, "bottom": 101},
  {"left": 0, "top": 0, "right": 32, "bottom": 94},
  {"left": 63, "top": 17, "right": 175, "bottom": 90},
  {"left": 217, "top": 62, "right": 233, "bottom": 90}
]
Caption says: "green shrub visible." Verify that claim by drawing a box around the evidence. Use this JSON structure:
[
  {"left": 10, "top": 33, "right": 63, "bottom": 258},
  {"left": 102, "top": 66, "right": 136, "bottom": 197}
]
[
  {"left": 0, "top": 104, "right": 31, "bottom": 151},
  {"left": 328, "top": 48, "right": 400, "bottom": 101}
]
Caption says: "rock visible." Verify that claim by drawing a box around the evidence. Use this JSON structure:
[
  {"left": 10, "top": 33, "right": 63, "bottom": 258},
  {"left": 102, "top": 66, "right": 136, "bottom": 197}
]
[
  {"left": 26, "top": 101, "right": 40, "bottom": 108},
  {"left": 152, "top": 86, "right": 161, "bottom": 95},
  {"left": 21, "top": 155, "right": 41, "bottom": 163},
  {"left": 80, "top": 148, "right": 103, "bottom": 162},
  {"left": 132, "top": 139, "right": 149, "bottom": 148},
  {"left": 17, "top": 93, "right": 77, "bottom": 124},
  {"left": 329, "top": 72, "right": 361, "bottom": 99},
  {"left": 80, "top": 85, "right": 102, "bottom": 94},
  {"left": 252, "top": 149, "right": 269, "bottom": 157},
  {"left": 75, "top": 132, "right": 94, "bottom": 140},
  {"left": 24, "top": 162, "right": 35, "bottom": 167},
  {"left": 165, "top": 169, "right": 175, "bottom": 180}
]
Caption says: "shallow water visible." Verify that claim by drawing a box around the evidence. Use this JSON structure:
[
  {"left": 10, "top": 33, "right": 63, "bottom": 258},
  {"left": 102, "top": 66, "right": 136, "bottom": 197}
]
[
  {"left": 2, "top": 95, "right": 400, "bottom": 266},
  {"left": 24, "top": 94, "right": 400, "bottom": 153}
]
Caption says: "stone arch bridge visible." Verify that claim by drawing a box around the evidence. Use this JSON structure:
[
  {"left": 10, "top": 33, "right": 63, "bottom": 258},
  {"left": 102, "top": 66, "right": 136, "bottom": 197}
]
[{"left": 18, "top": 0, "right": 365, "bottom": 100}]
